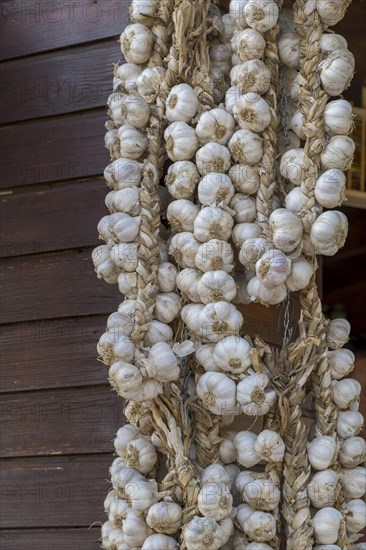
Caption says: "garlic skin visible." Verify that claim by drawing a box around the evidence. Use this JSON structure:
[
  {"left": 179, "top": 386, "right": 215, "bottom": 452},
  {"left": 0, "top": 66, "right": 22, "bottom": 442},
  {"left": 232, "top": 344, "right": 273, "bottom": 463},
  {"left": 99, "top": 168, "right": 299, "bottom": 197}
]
[
  {"left": 233, "top": 93, "right": 272, "bottom": 133},
  {"left": 236, "top": 373, "right": 277, "bottom": 416},
  {"left": 167, "top": 199, "right": 199, "bottom": 233},
  {"left": 327, "top": 318, "right": 351, "bottom": 349},
  {"left": 165, "top": 160, "right": 200, "bottom": 199},
  {"left": 213, "top": 336, "right": 253, "bottom": 374},
  {"left": 183, "top": 516, "right": 233, "bottom": 550},
  {"left": 314, "top": 169, "right": 346, "bottom": 208},
  {"left": 136, "top": 66, "right": 165, "bottom": 103},
  {"left": 286, "top": 257, "right": 313, "bottom": 291},
  {"left": 198, "top": 173, "right": 235, "bottom": 207},
  {"left": 169, "top": 232, "right": 201, "bottom": 269},
  {"left": 328, "top": 348, "right": 355, "bottom": 380},
  {"left": 144, "top": 320, "right": 173, "bottom": 346},
  {"left": 155, "top": 293, "right": 182, "bottom": 324},
  {"left": 116, "top": 63, "right": 144, "bottom": 94},
  {"left": 239, "top": 237, "right": 273, "bottom": 271},
  {"left": 243, "top": 511, "right": 276, "bottom": 542},
  {"left": 165, "top": 122, "right": 199, "bottom": 161},
  {"left": 196, "top": 143, "right": 232, "bottom": 175},
  {"left": 231, "top": 29, "right": 266, "bottom": 61},
  {"left": 339, "top": 437, "right": 366, "bottom": 469},
  {"left": 337, "top": 411, "right": 364, "bottom": 439},
  {"left": 166, "top": 83, "right": 198, "bottom": 123},
  {"left": 256, "top": 249, "right": 292, "bottom": 288},
  {"left": 244, "top": 0, "right": 279, "bottom": 32},
  {"left": 146, "top": 342, "right": 180, "bottom": 382},
  {"left": 229, "top": 129, "right": 263, "bottom": 165},
  {"left": 234, "top": 431, "right": 260, "bottom": 467},
  {"left": 321, "top": 136, "right": 355, "bottom": 171},
  {"left": 307, "top": 436, "right": 337, "bottom": 471},
  {"left": 339, "top": 467, "right": 366, "bottom": 499},
  {"left": 230, "top": 194, "right": 257, "bottom": 223},
  {"left": 104, "top": 158, "right": 143, "bottom": 190},
  {"left": 269, "top": 209, "right": 304, "bottom": 253},
  {"left": 243, "top": 478, "right": 281, "bottom": 511},
  {"left": 345, "top": 499, "right": 366, "bottom": 533},
  {"left": 229, "top": 165, "right": 260, "bottom": 195},
  {"left": 118, "top": 124, "right": 147, "bottom": 160},
  {"left": 255, "top": 430, "right": 285, "bottom": 463},
  {"left": 195, "top": 239, "right": 234, "bottom": 273},
  {"left": 312, "top": 508, "right": 342, "bottom": 545},
  {"left": 320, "top": 33, "right": 348, "bottom": 55},
  {"left": 310, "top": 211, "right": 348, "bottom": 256},
  {"left": 230, "top": 60, "right": 271, "bottom": 95},
  {"left": 232, "top": 223, "right": 262, "bottom": 248},
  {"left": 120, "top": 24, "right": 154, "bottom": 64},
  {"left": 280, "top": 148, "right": 306, "bottom": 186},
  {"left": 324, "top": 100, "right": 353, "bottom": 136},
  {"left": 319, "top": 49, "right": 355, "bottom": 96},
  {"left": 146, "top": 502, "right": 183, "bottom": 534},
  {"left": 308, "top": 470, "right": 339, "bottom": 509},
  {"left": 176, "top": 269, "right": 201, "bottom": 302},
  {"left": 141, "top": 534, "right": 179, "bottom": 550},
  {"left": 196, "top": 109, "right": 236, "bottom": 145},
  {"left": 219, "top": 431, "right": 237, "bottom": 464},
  {"left": 278, "top": 32, "right": 300, "bottom": 69},
  {"left": 198, "top": 301, "right": 244, "bottom": 343},
  {"left": 194, "top": 207, "right": 234, "bottom": 243},
  {"left": 198, "top": 482, "right": 233, "bottom": 520},
  {"left": 197, "top": 271, "right": 237, "bottom": 304},
  {"left": 197, "top": 372, "right": 237, "bottom": 416}
]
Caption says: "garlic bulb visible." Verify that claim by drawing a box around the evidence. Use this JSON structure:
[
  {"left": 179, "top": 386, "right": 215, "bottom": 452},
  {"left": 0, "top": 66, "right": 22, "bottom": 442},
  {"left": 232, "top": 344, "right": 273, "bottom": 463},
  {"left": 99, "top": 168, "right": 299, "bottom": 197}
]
[
  {"left": 146, "top": 342, "right": 180, "bottom": 382},
  {"left": 280, "top": 148, "right": 306, "bottom": 185},
  {"left": 136, "top": 66, "right": 165, "bottom": 103},
  {"left": 196, "top": 109, "right": 236, "bottom": 145},
  {"left": 226, "top": 85, "right": 241, "bottom": 114},
  {"left": 124, "top": 438, "right": 158, "bottom": 474},
  {"left": 176, "top": 268, "right": 201, "bottom": 302},
  {"left": 111, "top": 243, "right": 138, "bottom": 272},
  {"left": 321, "top": 136, "right": 355, "bottom": 171},
  {"left": 201, "top": 464, "right": 231, "bottom": 486},
  {"left": 237, "top": 373, "right": 277, "bottom": 416},
  {"left": 194, "top": 207, "right": 234, "bottom": 243},
  {"left": 219, "top": 431, "right": 237, "bottom": 464},
  {"left": 314, "top": 169, "right": 346, "bottom": 208},
  {"left": 231, "top": 29, "right": 266, "bottom": 61},
  {"left": 337, "top": 410, "right": 364, "bottom": 439},
  {"left": 310, "top": 211, "right": 348, "bottom": 256},
  {"left": 198, "top": 482, "right": 233, "bottom": 520},
  {"left": 254, "top": 429, "right": 285, "bottom": 463},
  {"left": 181, "top": 303, "right": 205, "bottom": 335},
  {"left": 320, "top": 33, "right": 348, "bottom": 55},
  {"left": 196, "top": 143, "right": 232, "bottom": 175},
  {"left": 236, "top": 503, "right": 256, "bottom": 530},
  {"left": 195, "top": 239, "right": 234, "bottom": 273},
  {"left": 213, "top": 336, "right": 253, "bottom": 374},
  {"left": 307, "top": 436, "right": 337, "bottom": 471},
  {"left": 239, "top": 237, "right": 273, "bottom": 271},
  {"left": 183, "top": 516, "right": 233, "bottom": 550},
  {"left": 269, "top": 209, "right": 303, "bottom": 253},
  {"left": 221, "top": 13, "right": 235, "bottom": 42},
  {"left": 196, "top": 344, "right": 219, "bottom": 372},
  {"left": 155, "top": 293, "right": 182, "bottom": 323},
  {"left": 339, "top": 437, "right": 366, "bottom": 469},
  {"left": 244, "top": 0, "right": 279, "bottom": 32},
  {"left": 256, "top": 249, "right": 292, "bottom": 288},
  {"left": 167, "top": 199, "right": 200, "bottom": 233},
  {"left": 108, "top": 92, "right": 150, "bottom": 129},
  {"left": 114, "top": 424, "right": 140, "bottom": 453},
  {"left": 141, "top": 534, "right": 179, "bottom": 550},
  {"left": 232, "top": 223, "right": 262, "bottom": 249},
  {"left": 197, "top": 271, "right": 237, "bottom": 304},
  {"left": 198, "top": 173, "right": 235, "bottom": 207},
  {"left": 165, "top": 122, "right": 199, "bottom": 161},
  {"left": 312, "top": 507, "right": 342, "bottom": 544},
  {"left": 146, "top": 502, "right": 183, "bottom": 534},
  {"left": 319, "top": 49, "right": 355, "bottom": 96},
  {"left": 228, "top": 129, "right": 263, "bottom": 165},
  {"left": 308, "top": 470, "right": 339, "bottom": 508},
  {"left": 109, "top": 213, "right": 141, "bottom": 243},
  {"left": 327, "top": 318, "right": 351, "bottom": 349},
  {"left": 116, "top": 63, "right": 144, "bottom": 94},
  {"left": 144, "top": 320, "right": 173, "bottom": 346},
  {"left": 233, "top": 93, "right": 272, "bottom": 133},
  {"left": 165, "top": 160, "right": 200, "bottom": 199},
  {"left": 332, "top": 378, "right": 361, "bottom": 409},
  {"left": 129, "top": 0, "right": 159, "bottom": 23},
  {"left": 339, "top": 467, "right": 366, "bottom": 499},
  {"left": 109, "top": 362, "right": 142, "bottom": 398},
  {"left": 229, "top": 165, "right": 260, "bottom": 195},
  {"left": 166, "top": 83, "right": 198, "bottom": 123},
  {"left": 169, "top": 232, "right": 201, "bottom": 268},
  {"left": 243, "top": 511, "right": 276, "bottom": 542},
  {"left": 278, "top": 32, "right": 300, "bottom": 69},
  {"left": 345, "top": 499, "right": 366, "bottom": 533},
  {"left": 157, "top": 262, "right": 178, "bottom": 293},
  {"left": 290, "top": 110, "right": 306, "bottom": 140},
  {"left": 104, "top": 158, "right": 143, "bottom": 189},
  {"left": 324, "top": 100, "right": 353, "bottom": 136},
  {"left": 243, "top": 478, "right": 281, "bottom": 511},
  {"left": 230, "top": 60, "right": 271, "bottom": 95},
  {"left": 328, "top": 348, "right": 355, "bottom": 380},
  {"left": 286, "top": 257, "right": 313, "bottom": 291},
  {"left": 229, "top": 0, "right": 249, "bottom": 29},
  {"left": 210, "top": 44, "right": 232, "bottom": 76},
  {"left": 120, "top": 24, "right": 154, "bottom": 64},
  {"left": 317, "top": 0, "right": 350, "bottom": 27},
  {"left": 234, "top": 431, "right": 260, "bottom": 467},
  {"left": 198, "top": 301, "right": 244, "bottom": 342},
  {"left": 118, "top": 124, "right": 147, "bottom": 160},
  {"left": 284, "top": 187, "right": 305, "bottom": 214},
  {"left": 111, "top": 188, "right": 141, "bottom": 216},
  {"left": 230, "top": 194, "right": 257, "bottom": 223},
  {"left": 197, "top": 372, "right": 237, "bottom": 416}
]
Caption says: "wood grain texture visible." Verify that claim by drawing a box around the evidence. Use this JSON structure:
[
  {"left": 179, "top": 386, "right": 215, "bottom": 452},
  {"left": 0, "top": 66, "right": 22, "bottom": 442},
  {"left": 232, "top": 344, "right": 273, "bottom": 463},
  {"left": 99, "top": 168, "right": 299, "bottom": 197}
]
[
  {"left": 0, "top": 316, "right": 107, "bottom": 393},
  {"left": 0, "top": 0, "right": 127, "bottom": 60},
  {"left": 0, "top": 386, "right": 124, "bottom": 457},
  {"left": 0, "top": 455, "right": 112, "bottom": 528},
  {"left": 0, "top": 248, "right": 121, "bottom": 324},
  {"left": 0, "top": 41, "right": 119, "bottom": 123},
  {"left": 0, "top": 528, "right": 101, "bottom": 550},
  {"left": 0, "top": 111, "right": 109, "bottom": 189},
  {"left": 0, "top": 178, "right": 108, "bottom": 258}
]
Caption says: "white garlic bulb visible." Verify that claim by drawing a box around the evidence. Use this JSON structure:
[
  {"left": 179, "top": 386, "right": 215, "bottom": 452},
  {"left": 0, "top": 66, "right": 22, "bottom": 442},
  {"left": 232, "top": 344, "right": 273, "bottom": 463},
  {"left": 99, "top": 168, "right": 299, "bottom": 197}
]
[
  {"left": 314, "top": 169, "right": 346, "bottom": 208},
  {"left": 332, "top": 378, "right": 361, "bottom": 409},
  {"left": 146, "top": 502, "right": 183, "bottom": 534},
  {"left": 230, "top": 60, "right": 271, "bottom": 95},
  {"left": 129, "top": 0, "right": 159, "bottom": 23},
  {"left": 146, "top": 342, "right": 180, "bottom": 382},
  {"left": 176, "top": 268, "right": 201, "bottom": 302},
  {"left": 269, "top": 208, "right": 303, "bottom": 253},
  {"left": 243, "top": 478, "right": 281, "bottom": 511},
  {"left": 327, "top": 318, "right": 351, "bottom": 349},
  {"left": 118, "top": 124, "right": 147, "bottom": 160},
  {"left": 229, "top": 0, "right": 249, "bottom": 29},
  {"left": 169, "top": 232, "right": 201, "bottom": 268},
  {"left": 312, "top": 507, "right": 342, "bottom": 544},
  {"left": 195, "top": 239, "right": 234, "bottom": 273},
  {"left": 278, "top": 32, "right": 300, "bottom": 68},
  {"left": 321, "top": 136, "right": 355, "bottom": 171},
  {"left": 124, "top": 438, "right": 158, "bottom": 474},
  {"left": 219, "top": 431, "right": 237, "bottom": 464},
  {"left": 166, "top": 83, "right": 198, "bottom": 123},
  {"left": 232, "top": 223, "right": 262, "bottom": 248},
  {"left": 197, "top": 271, "right": 237, "bottom": 304},
  {"left": 198, "top": 301, "right": 244, "bottom": 343},
  {"left": 114, "top": 424, "right": 140, "bottom": 454},
  {"left": 104, "top": 158, "right": 143, "bottom": 190},
  {"left": 256, "top": 249, "right": 292, "bottom": 288},
  {"left": 197, "top": 372, "right": 237, "bottom": 416},
  {"left": 181, "top": 303, "right": 205, "bottom": 335},
  {"left": 116, "top": 63, "right": 144, "bottom": 94},
  {"left": 228, "top": 129, "right": 263, "bottom": 165},
  {"left": 320, "top": 33, "right": 348, "bottom": 55},
  {"left": 136, "top": 66, "right": 165, "bottom": 103},
  {"left": 254, "top": 429, "right": 285, "bottom": 463},
  {"left": 244, "top": 0, "right": 279, "bottom": 32},
  {"left": 111, "top": 242, "right": 138, "bottom": 272},
  {"left": 198, "top": 482, "right": 233, "bottom": 520},
  {"left": 224, "top": 464, "right": 240, "bottom": 492},
  {"left": 194, "top": 207, "right": 234, "bottom": 243},
  {"left": 234, "top": 431, "right": 260, "bottom": 467},
  {"left": 196, "top": 109, "right": 236, "bottom": 145},
  {"left": 313, "top": 545, "right": 341, "bottom": 550},
  {"left": 339, "top": 467, "right": 366, "bottom": 499},
  {"left": 165, "top": 121, "right": 199, "bottom": 161},
  {"left": 307, "top": 435, "right": 337, "bottom": 471},
  {"left": 339, "top": 437, "right": 366, "bottom": 469},
  {"left": 111, "top": 188, "right": 141, "bottom": 216},
  {"left": 308, "top": 470, "right": 339, "bottom": 508},
  {"left": 319, "top": 49, "right": 355, "bottom": 96},
  {"left": 165, "top": 160, "right": 200, "bottom": 199},
  {"left": 286, "top": 257, "right": 313, "bottom": 291},
  {"left": 196, "top": 344, "right": 219, "bottom": 372},
  {"left": 317, "top": 0, "right": 349, "bottom": 25},
  {"left": 337, "top": 410, "right": 364, "bottom": 439},
  {"left": 109, "top": 214, "right": 141, "bottom": 244},
  {"left": 237, "top": 373, "right": 277, "bottom": 416},
  {"left": 280, "top": 148, "right": 306, "bottom": 185},
  {"left": 284, "top": 187, "right": 305, "bottom": 214},
  {"left": 231, "top": 29, "right": 266, "bottom": 61},
  {"left": 167, "top": 199, "right": 199, "bottom": 233},
  {"left": 155, "top": 292, "right": 182, "bottom": 323},
  {"left": 201, "top": 464, "right": 231, "bottom": 486},
  {"left": 213, "top": 336, "right": 253, "bottom": 374},
  {"left": 233, "top": 93, "right": 272, "bottom": 133},
  {"left": 196, "top": 143, "right": 232, "bottom": 175},
  {"left": 157, "top": 262, "right": 178, "bottom": 293},
  {"left": 210, "top": 44, "right": 232, "bottom": 77},
  {"left": 229, "top": 165, "right": 260, "bottom": 195},
  {"left": 120, "top": 24, "right": 154, "bottom": 64},
  {"left": 183, "top": 516, "right": 233, "bottom": 550},
  {"left": 230, "top": 194, "right": 257, "bottom": 223},
  {"left": 221, "top": 13, "right": 235, "bottom": 42},
  {"left": 141, "top": 534, "right": 179, "bottom": 550},
  {"left": 239, "top": 237, "right": 273, "bottom": 271},
  {"left": 109, "top": 363, "right": 141, "bottom": 398},
  {"left": 236, "top": 503, "right": 256, "bottom": 530},
  {"left": 310, "top": 211, "right": 348, "bottom": 256},
  {"left": 324, "top": 100, "right": 353, "bottom": 136},
  {"left": 198, "top": 173, "right": 235, "bottom": 207},
  {"left": 108, "top": 92, "right": 150, "bottom": 129},
  {"left": 243, "top": 511, "right": 276, "bottom": 542},
  {"left": 345, "top": 499, "right": 366, "bottom": 534},
  {"left": 328, "top": 348, "right": 355, "bottom": 380},
  {"left": 144, "top": 320, "right": 173, "bottom": 346},
  {"left": 290, "top": 110, "right": 306, "bottom": 140}
]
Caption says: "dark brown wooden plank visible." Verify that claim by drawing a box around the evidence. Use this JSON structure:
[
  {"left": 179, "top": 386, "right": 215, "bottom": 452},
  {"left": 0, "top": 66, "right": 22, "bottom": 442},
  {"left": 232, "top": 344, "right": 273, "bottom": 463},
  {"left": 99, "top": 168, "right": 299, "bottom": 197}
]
[
  {"left": 0, "top": 386, "right": 123, "bottom": 457},
  {"left": 0, "top": 316, "right": 108, "bottom": 393},
  {"left": 0, "top": 248, "right": 121, "bottom": 324},
  {"left": 0, "top": 455, "right": 112, "bottom": 528},
  {"left": 0, "top": 111, "right": 109, "bottom": 189},
  {"left": 0, "top": 178, "right": 108, "bottom": 258},
  {"left": 0, "top": 0, "right": 127, "bottom": 60},
  {"left": 0, "top": 529, "right": 101, "bottom": 550},
  {"left": 0, "top": 41, "right": 119, "bottom": 123}
]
